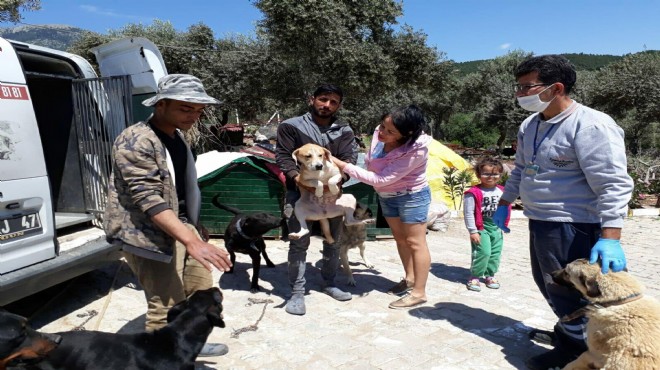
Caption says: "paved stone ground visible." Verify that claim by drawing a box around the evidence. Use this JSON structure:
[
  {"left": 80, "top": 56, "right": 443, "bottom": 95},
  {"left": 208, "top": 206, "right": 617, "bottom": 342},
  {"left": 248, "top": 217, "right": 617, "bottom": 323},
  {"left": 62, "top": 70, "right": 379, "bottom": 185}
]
[{"left": 22, "top": 215, "right": 660, "bottom": 370}]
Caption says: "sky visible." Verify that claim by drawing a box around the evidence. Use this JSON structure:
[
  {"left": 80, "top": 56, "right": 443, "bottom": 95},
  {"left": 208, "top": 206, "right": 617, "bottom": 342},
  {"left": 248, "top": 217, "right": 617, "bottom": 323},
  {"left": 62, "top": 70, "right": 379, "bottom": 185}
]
[{"left": 2, "top": 0, "right": 659, "bottom": 62}]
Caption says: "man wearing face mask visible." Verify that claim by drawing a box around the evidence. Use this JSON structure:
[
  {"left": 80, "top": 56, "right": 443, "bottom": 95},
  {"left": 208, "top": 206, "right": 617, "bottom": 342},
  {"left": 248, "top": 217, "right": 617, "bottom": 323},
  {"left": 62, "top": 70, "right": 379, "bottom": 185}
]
[{"left": 492, "top": 55, "right": 633, "bottom": 370}]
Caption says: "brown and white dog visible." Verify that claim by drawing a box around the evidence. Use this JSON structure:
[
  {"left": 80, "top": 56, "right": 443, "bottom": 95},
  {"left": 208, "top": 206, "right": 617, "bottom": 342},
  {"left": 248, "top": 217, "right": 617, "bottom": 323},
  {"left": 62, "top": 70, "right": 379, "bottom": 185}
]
[
  {"left": 289, "top": 143, "right": 373, "bottom": 244},
  {"left": 552, "top": 259, "right": 660, "bottom": 370}
]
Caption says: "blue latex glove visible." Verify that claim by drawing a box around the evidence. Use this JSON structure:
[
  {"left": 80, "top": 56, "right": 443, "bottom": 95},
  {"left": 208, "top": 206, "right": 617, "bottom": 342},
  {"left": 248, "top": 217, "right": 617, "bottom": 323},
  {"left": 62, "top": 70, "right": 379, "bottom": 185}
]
[
  {"left": 492, "top": 205, "right": 510, "bottom": 233},
  {"left": 589, "top": 238, "right": 627, "bottom": 274}
]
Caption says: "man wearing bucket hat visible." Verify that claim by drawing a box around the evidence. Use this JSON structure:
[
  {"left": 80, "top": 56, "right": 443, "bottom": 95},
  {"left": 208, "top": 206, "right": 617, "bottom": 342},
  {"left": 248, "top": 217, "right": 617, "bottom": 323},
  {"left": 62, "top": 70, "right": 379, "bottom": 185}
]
[{"left": 104, "top": 74, "right": 232, "bottom": 357}]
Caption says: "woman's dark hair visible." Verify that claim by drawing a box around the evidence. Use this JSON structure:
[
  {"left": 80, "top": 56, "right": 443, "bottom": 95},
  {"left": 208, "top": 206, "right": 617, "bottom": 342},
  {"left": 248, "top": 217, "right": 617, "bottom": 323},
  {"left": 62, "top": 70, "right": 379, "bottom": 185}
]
[{"left": 384, "top": 105, "right": 427, "bottom": 144}]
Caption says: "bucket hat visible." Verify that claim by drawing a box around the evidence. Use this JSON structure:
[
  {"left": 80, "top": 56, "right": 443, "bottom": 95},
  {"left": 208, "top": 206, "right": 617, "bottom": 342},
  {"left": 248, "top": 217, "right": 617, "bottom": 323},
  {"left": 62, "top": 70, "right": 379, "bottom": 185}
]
[{"left": 142, "top": 74, "right": 221, "bottom": 106}]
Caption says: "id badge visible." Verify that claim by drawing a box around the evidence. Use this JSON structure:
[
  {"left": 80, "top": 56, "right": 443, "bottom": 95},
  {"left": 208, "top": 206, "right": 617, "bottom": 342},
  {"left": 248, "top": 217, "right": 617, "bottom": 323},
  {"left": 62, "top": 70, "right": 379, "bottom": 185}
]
[{"left": 524, "top": 164, "right": 540, "bottom": 176}]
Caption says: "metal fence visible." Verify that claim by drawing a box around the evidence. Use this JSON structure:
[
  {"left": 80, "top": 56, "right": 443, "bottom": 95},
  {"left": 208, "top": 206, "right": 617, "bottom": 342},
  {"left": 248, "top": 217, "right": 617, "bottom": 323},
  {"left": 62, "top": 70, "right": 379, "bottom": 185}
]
[{"left": 72, "top": 75, "right": 132, "bottom": 220}]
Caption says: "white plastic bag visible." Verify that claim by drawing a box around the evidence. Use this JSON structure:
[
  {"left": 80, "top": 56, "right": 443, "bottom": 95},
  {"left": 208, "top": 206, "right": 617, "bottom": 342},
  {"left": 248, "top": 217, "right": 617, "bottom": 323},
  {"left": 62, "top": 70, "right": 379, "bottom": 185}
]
[{"left": 427, "top": 201, "right": 451, "bottom": 232}]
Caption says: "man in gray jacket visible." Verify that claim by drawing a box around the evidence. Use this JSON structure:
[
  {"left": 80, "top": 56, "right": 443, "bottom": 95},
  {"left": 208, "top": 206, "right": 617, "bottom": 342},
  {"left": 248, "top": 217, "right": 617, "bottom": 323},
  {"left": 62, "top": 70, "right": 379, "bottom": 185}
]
[
  {"left": 275, "top": 84, "right": 358, "bottom": 315},
  {"left": 104, "top": 74, "right": 232, "bottom": 356},
  {"left": 493, "top": 55, "right": 634, "bottom": 370}
]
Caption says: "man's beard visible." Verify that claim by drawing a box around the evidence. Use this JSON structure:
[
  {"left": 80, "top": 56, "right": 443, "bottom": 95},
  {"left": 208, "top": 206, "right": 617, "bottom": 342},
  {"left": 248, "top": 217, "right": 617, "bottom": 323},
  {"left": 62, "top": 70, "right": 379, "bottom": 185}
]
[{"left": 311, "top": 106, "right": 333, "bottom": 118}]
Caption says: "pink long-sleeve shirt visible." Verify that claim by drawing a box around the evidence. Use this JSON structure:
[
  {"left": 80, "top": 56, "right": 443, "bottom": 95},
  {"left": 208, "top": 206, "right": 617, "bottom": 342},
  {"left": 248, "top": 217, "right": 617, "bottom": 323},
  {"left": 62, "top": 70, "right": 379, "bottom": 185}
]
[{"left": 342, "top": 129, "right": 431, "bottom": 194}]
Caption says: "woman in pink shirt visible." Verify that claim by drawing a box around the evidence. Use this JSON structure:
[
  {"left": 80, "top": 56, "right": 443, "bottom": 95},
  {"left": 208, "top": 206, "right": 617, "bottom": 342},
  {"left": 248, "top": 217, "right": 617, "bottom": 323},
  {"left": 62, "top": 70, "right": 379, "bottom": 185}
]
[{"left": 332, "top": 105, "right": 432, "bottom": 309}]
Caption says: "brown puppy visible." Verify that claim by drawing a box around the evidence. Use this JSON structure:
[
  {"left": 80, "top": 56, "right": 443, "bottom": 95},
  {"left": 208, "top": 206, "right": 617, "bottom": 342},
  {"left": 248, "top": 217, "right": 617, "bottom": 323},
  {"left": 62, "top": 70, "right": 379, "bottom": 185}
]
[
  {"left": 552, "top": 259, "right": 660, "bottom": 370},
  {"left": 339, "top": 203, "right": 374, "bottom": 286}
]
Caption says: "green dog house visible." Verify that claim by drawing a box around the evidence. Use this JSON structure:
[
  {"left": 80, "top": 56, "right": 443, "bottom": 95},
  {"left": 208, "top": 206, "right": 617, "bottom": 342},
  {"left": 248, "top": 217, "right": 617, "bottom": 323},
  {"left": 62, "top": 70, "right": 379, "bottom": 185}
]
[{"left": 198, "top": 154, "right": 285, "bottom": 237}]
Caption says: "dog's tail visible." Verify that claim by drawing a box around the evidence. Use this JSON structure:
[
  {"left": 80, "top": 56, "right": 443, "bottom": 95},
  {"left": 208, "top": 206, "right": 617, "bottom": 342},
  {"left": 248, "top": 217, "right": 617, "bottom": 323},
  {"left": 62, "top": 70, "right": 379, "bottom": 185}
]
[{"left": 211, "top": 195, "right": 241, "bottom": 215}]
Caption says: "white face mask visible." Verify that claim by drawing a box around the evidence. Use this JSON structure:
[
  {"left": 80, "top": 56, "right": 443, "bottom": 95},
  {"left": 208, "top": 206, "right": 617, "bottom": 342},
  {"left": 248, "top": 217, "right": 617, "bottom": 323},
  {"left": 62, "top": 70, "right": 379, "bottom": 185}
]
[{"left": 517, "top": 84, "right": 556, "bottom": 112}]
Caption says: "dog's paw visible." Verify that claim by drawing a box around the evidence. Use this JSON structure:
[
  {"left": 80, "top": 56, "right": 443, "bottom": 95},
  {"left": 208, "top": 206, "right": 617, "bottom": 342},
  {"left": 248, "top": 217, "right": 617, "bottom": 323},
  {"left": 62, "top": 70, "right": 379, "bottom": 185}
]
[
  {"left": 266, "top": 261, "right": 276, "bottom": 267},
  {"left": 283, "top": 204, "right": 294, "bottom": 218},
  {"left": 364, "top": 262, "right": 375, "bottom": 269},
  {"left": 347, "top": 276, "right": 357, "bottom": 286},
  {"left": 250, "top": 286, "right": 260, "bottom": 294},
  {"left": 363, "top": 218, "right": 376, "bottom": 224},
  {"left": 288, "top": 233, "right": 302, "bottom": 240},
  {"left": 328, "top": 185, "right": 340, "bottom": 195}
]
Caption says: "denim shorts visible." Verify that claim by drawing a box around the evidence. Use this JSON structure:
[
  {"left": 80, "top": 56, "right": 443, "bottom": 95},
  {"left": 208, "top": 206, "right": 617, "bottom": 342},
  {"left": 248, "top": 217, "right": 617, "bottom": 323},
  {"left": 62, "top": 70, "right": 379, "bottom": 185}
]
[{"left": 378, "top": 186, "right": 431, "bottom": 224}]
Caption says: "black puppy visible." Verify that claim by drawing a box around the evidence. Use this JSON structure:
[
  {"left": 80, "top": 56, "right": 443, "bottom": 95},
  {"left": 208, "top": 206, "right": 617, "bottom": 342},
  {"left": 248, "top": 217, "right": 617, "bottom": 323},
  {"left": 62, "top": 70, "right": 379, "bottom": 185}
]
[
  {"left": 14, "top": 288, "right": 225, "bottom": 370},
  {"left": 212, "top": 195, "right": 283, "bottom": 293},
  {"left": 0, "top": 310, "right": 61, "bottom": 370}
]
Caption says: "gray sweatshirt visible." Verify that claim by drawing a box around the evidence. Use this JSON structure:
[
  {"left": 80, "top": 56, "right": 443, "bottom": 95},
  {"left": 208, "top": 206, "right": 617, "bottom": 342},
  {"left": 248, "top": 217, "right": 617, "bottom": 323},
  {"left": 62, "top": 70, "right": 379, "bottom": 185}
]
[{"left": 501, "top": 102, "right": 633, "bottom": 228}]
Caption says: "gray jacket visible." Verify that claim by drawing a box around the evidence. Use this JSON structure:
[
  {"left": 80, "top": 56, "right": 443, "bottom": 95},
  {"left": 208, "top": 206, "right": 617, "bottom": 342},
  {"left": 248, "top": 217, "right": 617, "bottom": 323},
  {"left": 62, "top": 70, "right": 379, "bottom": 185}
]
[{"left": 501, "top": 102, "right": 633, "bottom": 228}]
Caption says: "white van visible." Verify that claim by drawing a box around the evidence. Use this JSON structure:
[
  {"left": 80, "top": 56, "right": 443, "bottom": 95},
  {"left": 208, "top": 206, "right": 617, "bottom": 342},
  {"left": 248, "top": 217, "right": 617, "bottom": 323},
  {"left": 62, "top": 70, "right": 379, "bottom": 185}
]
[{"left": 0, "top": 36, "right": 166, "bottom": 305}]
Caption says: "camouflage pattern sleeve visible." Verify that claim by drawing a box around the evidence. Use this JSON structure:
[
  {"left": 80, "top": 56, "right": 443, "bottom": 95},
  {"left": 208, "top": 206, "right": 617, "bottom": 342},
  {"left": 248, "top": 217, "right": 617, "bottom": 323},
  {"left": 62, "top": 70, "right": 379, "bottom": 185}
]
[{"left": 112, "top": 129, "right": 170, "bottom": 215}]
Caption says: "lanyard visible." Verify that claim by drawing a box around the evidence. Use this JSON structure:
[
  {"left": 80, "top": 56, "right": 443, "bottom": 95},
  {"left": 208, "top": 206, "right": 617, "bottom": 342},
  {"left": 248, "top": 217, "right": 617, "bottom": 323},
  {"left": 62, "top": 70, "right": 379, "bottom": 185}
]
[{"left": 531, "top": 119, "right": 556, "bottom": 163}]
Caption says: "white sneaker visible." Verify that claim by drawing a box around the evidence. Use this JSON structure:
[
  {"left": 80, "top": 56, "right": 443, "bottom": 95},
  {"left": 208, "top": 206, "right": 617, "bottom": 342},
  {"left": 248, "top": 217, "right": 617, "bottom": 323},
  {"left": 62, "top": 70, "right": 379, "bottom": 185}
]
[{"left": 198, "top": 343, "right": 229, "bottom": 357}]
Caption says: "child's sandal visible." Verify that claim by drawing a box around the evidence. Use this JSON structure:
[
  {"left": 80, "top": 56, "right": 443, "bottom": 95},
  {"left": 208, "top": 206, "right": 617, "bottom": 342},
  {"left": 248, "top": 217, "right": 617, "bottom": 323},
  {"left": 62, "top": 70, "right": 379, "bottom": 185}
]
[
  {"left": 485, "top": 277, "right": 500, "bottom": 289},
  {"left": 466, "top": 278, "right": 481, "bottom": 292}
]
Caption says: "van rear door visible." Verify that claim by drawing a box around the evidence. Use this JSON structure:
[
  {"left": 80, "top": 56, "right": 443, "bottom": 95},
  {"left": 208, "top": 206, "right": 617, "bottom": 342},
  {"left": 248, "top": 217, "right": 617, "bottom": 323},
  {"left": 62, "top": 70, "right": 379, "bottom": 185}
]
[
  {"left": 0, "top": 37, "right": 56, "bottom": 274},
  {"left": 91, "top": 37, "right": 167, "bottom": 122}
]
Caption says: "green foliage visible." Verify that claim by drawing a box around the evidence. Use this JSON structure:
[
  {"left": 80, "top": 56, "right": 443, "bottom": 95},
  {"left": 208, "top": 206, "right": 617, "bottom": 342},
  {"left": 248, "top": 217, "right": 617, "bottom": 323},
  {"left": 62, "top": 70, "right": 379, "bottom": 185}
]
[
  {"left": 9, "top": 4, "right": 658, "bottom": 157},
  {"left": 454, "top": 53, "right": 624, "bottom": 76},
  {"left": 253, "top": 0, "right": 456, "bottom": 134},
  {"left": 588, "top": 52, "right": 660, "bottom": 155},
  {"left": 440, "top": 112, "right": 498, "bottom": 148},
  {"left": 0, "top": 0, "right": 40, "bottom": 23},
  {"left": 561, "top": 53, "right": 623, "bottom": 71},
  {"left": 628, "top": 171, "right": 645, "bottom": 209},
  {"left": 627, "top": 156, "right": 660, "bottom": 209},
  {"left": 456, "top": 51, "right": 531, "bottom": 149},
  {"left": 441, "top": 167, "right": 472, "bottom": 210}
]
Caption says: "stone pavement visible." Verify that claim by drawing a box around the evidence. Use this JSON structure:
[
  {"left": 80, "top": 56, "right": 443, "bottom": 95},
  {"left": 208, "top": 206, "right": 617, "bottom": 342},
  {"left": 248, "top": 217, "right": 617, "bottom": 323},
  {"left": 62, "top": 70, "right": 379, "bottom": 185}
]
[{"left": 29, "top": 214, "right": 660, "bottom": 370}]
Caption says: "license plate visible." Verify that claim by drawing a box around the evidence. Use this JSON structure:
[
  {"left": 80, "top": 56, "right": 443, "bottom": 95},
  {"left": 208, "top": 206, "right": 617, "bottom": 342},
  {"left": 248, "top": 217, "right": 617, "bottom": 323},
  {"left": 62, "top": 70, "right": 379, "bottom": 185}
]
[{"left": 0, "top": 213, "right": 42, "bottom": 242}]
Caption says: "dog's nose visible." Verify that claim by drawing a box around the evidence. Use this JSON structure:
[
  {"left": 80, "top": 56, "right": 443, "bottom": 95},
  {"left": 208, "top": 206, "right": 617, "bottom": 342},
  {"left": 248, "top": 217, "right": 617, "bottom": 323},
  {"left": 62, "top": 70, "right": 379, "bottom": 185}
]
[{"left": 315, "top": 164, "right": 323, "bottom": 170}]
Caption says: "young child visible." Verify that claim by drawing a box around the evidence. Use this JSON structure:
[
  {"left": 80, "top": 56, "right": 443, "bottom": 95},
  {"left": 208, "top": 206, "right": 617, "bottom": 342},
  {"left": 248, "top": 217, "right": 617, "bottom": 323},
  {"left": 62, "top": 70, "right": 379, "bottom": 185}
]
[{"left": 463, "top": 157, "right": 511, "bottom": 292}]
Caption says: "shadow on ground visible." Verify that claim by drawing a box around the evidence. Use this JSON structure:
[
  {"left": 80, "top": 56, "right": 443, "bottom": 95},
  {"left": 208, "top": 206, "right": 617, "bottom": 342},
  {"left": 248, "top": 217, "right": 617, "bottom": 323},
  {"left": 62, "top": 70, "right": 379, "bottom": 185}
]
[
  {"left": 409, "top": 301, "right": 549, "bottom": 369},
  {"left": 430, "top": 262, "right": 471, "bottom": 284},
  {"left": 6, "top": 260, "right": 137, "bottom": 329}
]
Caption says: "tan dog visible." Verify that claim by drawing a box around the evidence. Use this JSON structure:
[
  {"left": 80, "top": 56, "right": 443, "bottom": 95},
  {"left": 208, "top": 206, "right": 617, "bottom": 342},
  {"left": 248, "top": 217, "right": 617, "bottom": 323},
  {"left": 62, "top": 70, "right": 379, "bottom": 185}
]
[
  {"left": 292, "top": 143, "right": 343, "bottom": 198},
  {"left": 551, "top": 259, "right": 660, "bottom": 370},
  {"left": 289, "top": 143, "right": 374, "bottom": 243},
  {"left": 339, "top": 203, "right": 374, "bottom": 286}
]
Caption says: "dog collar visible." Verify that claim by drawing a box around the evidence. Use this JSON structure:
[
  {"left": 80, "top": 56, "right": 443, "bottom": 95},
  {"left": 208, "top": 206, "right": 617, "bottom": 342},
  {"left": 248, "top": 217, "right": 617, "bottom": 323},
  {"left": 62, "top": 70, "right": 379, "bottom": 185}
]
[
  {"left": 235, "top": 219, "right": 260, "bottom": 252},
  {"left": 561, "top": 293, "right": 644, "bottom": 322}
]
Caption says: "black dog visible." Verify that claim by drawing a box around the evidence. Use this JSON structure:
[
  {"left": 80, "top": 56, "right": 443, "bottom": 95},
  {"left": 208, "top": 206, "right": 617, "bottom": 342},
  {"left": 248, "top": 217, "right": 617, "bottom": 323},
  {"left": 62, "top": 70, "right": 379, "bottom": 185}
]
[
  {"left": 0, "top": 310, "right": 61, "bottom": 370},
  {"left": 10, "top": 288, "right": 225, "bottom": 370},
  {"left": 212, "top": 195, "right": 283, "bottom": 293}
]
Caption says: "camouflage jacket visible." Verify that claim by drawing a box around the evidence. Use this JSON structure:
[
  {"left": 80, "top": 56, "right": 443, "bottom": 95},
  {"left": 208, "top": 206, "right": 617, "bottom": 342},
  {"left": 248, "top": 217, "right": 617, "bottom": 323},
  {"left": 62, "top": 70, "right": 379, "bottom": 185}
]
[{"left": 103, "top": 121, "right": 201, "bottom": 261}]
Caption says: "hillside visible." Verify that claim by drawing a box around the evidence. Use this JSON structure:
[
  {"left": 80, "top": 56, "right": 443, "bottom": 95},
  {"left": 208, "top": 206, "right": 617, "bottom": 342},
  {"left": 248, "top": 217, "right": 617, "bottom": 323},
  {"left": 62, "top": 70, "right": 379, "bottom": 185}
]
[
  {"left": 0, "top": 24, "right": 86, "bottom": 51},
  {"left": 455, "top": 53, "right": 625, "bottom": 75}
]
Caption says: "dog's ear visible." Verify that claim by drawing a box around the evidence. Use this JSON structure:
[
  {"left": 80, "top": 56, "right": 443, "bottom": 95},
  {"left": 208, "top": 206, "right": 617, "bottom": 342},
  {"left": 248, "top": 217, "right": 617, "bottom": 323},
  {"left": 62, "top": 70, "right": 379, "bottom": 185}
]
[
  {"left": 582, "top": 274, "right": 602, "bottom": 298},
  {"left": 323, "top": 148, "right": 332, "bottom": 161},
  {"left": 167, "top": 298, "right": 188, "bottom": 323},
  {"left": 292, "top": 148, "right": 299, "bottom": 165},
  {"left": 208, "top": 288, "right": 225, "bottom": 328}
]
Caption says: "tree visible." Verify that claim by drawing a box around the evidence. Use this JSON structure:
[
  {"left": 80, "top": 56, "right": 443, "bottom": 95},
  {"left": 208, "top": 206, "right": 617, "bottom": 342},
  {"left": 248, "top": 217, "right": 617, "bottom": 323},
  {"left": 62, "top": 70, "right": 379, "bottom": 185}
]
[
  {"left": 587, "top": 52, "right": 660, "bottom": 154},
  {"left": 457, "top": 51, "right": 532, "bottom": 150},
  {"left": 252, "top": 0, "right": 455, "bottom": 134},
  {"left": 0, "top": 0, "right": 40, "bottom": 22},
  {"left": 441, "top": 112, "right": 498, "bottom": 148}
]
